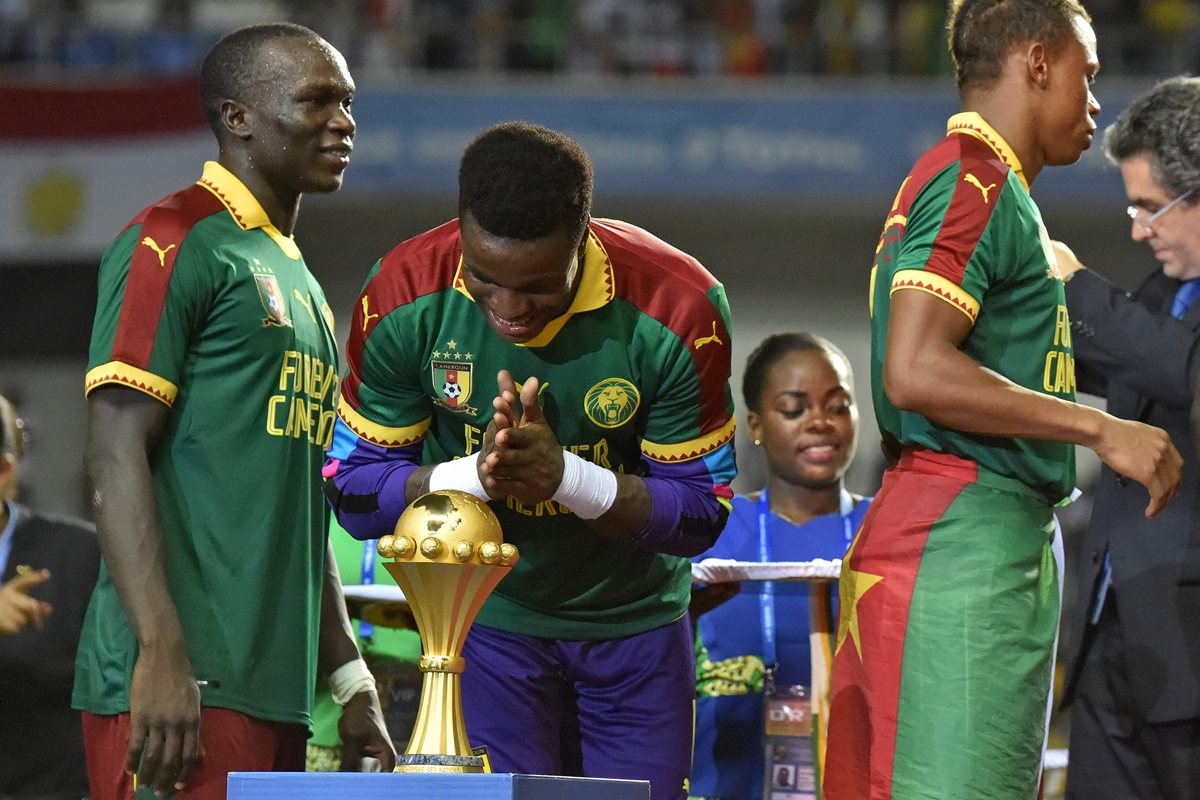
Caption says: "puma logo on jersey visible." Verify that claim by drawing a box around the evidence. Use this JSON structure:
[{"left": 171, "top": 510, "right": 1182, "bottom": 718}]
[
  {"left": 361, "top": 297, "right": 380, "bottom": 332},
  {"left": 693, "top": 321, "right": 724, "bottom": 350},
  {"left": 141, "top": 236, "right": 176, "bottom": 267},
  {"left": 293, "top": 289, "right": 316, "bottom": 323},
  {"left": 964, "top": 173, "right": 996, "bottom": 203}
]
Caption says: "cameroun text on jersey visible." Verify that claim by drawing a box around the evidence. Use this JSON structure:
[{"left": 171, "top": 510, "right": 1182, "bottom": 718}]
[{"left": 266, "top": 350, "right": 337, "bottom": 447}]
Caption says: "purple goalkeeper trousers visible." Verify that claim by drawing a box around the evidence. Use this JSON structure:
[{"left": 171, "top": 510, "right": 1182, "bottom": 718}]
[{"left": 461, "top": 615, "right": 695, "bottom": 800}]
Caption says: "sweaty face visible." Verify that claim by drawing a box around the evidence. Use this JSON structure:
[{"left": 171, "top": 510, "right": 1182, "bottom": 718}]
[
  {"left": 244, "top": 38, "right": 356, "bottom": 195},
  {"left": 747, "top": 348, "right": 859, "bottom": 492},
  {"left": 1041, "top": 14, "right": 1100, "bottom": 167},
  {"left": 1121, "top": 154, "right": 1200, "bottom": 281},
  {"left": 459, "top": 212, "right": 582, "bottom": 344}
]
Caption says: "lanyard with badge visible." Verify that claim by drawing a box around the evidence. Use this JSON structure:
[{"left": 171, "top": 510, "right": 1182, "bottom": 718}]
[{"left": 759, "top": 487, "right": 854, "bottom": 800}]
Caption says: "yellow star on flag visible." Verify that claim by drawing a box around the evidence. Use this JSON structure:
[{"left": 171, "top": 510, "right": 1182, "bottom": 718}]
[{"left": 834, "top": 540, "right": 884, "bottom": 660}]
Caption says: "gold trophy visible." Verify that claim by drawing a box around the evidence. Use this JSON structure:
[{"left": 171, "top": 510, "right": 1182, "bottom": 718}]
[{"left": 376, "top": 489, "right": 518, "bottom": 773}]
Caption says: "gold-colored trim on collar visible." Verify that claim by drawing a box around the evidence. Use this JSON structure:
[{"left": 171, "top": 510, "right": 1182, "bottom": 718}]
[
  {"left": 946, "top": 112, "right": 1028, "bottom": 192},
  {"left": 453, "top": 226, "right": 616, "bottom": 348},
  {"left": 195, "top": 161, "right": 302, "bottom": 259}
]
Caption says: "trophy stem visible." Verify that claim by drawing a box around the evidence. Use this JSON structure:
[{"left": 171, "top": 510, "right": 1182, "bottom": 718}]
[{"left": 395, "top": 670, "right": 483, "bottom": 773}]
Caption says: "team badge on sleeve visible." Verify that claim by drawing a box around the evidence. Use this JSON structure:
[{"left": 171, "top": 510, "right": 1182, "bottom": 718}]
[
  {"left": 254, "top": 274, "right": 293, "bottom": 328},
  {"left": 584, "top": 378, "right": 640, "bottom": 429}
]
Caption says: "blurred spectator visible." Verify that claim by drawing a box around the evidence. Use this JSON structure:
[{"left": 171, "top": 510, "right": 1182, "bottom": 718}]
[
  {"left": 0, "top": 393, "right": 100, "bottom": 800},
  {"left": 1, "top": 0, "right": 1191, "bottom": 78}
]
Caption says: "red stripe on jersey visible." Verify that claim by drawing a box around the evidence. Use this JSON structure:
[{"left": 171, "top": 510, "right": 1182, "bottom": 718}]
[
  {"left": 594, "top": 219, "right": 730, "bottom": 436},
  {"left": 344, "top": 220, "right": 462, "bottom": 410},
  {"left": 110, "top": 185, "right": 224, "bottom": 368},
  {"left": 886, "top": 136, "right": 962, "bottom": 232},
  {"left": 924, "top": 135, "right": 1009, "bottom": 287}
]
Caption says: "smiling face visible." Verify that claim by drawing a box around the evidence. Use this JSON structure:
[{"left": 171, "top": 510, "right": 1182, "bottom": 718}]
[
  {"left": 747, "top": 347, "right": 859, "bottom": 492},
  {"left": 1039, "top": 13, "right": 1100, "bottom": 167},
  {"left": 1121, "top": 153, "right": 1200, "bottom": 280},
  {"left": 459, "top": 211, "right": 583, "bottom": 344},
  {"left": 242, "top": 37, "right": 356, "bottom": 196}
]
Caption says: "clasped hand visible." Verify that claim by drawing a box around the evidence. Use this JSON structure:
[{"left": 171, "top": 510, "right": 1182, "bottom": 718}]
[{"left": 479, "top": 370, "right": 564, "bottom": 504}]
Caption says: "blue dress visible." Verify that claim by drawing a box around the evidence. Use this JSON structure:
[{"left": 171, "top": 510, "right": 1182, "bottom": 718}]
[{"left": 689, "top": 493, "right": 871, "bottom": 800}]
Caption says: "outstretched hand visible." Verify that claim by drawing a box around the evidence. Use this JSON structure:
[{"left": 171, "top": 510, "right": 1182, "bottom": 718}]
[
  {"left": 0, "top": 569, "right": 53, "bottom": 634},
  {"left": 1049, "top": 239, "right": 1086, "bottom": 281}
]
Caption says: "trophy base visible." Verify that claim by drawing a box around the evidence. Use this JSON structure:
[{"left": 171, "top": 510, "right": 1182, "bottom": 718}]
[{"left": 394, "top": 754, "right": 486, "bottom": 774}]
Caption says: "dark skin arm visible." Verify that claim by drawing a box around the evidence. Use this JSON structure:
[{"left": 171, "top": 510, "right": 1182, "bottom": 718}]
[
  {"left": 885, "top": 289, "right": 1182, "bottom": 517},
  {"left": 317, "top": 545, "right": 396, "bottom": 772},
  {"left": 479, "top": 371, "right": 654, "bottom": 539},
  {"left": 85, "top": 387, "right": 199, "bottom": 796}
]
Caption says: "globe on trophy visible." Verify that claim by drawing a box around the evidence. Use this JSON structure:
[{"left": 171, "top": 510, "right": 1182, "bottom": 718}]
[{"left": 375, "top": 489, "right": 518, "bottom": 773}]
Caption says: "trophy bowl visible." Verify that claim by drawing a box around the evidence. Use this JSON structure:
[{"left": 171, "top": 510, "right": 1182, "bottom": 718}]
[{"left": 377, "top": 489, "right": 517, "bottom": 773}]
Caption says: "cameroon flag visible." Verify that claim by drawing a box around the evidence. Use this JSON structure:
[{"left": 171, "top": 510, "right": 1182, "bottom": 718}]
[{"left": 823, "top": 450, "right": 1058, "bottom": 800}]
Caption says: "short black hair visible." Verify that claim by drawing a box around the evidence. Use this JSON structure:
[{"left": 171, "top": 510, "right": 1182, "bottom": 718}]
[
  {"left": 458, "top": 122, "right": 593, "bottom": 247},
  {"left": 947, "top": 0, "right": 1090, "bottom": 91},
  {"left": 0, "top": 395, "right": 24, "bottom": 459},
  {"left": 199, "top": 22, "right": 326, "bottom": 136},
  {"left": 742, "top": 333, "right": 852, "bottom": 413},
  {"left": 1105, "top": 76, "right": 1200, "bottom": 199}
]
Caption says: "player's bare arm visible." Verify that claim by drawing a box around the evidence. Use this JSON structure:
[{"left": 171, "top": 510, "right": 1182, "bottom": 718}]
[
  {"left": 886, "top": 288, "right": 1181, "bottom": 516},
  {"left": 317, "top": 542, "right": 395, "bottom": 772},
  {"left": 84, "top": 387, "right": 200, "bottom": 795}
]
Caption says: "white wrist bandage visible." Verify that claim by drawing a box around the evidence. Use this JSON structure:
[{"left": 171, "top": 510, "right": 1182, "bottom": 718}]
[
  {"left": 553, "top": 451, "right": 618, "bottom": 520},
  {"left": 329, "top": 658, "right": 376, "bottom": 706},
  {"left": 428, "top": 455, "right": 489, "bottom": 501}
]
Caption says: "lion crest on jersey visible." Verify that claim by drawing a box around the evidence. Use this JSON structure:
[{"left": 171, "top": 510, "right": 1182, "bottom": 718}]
[{"left": 584, "top": 378, "right": 640, "bottom": 429}]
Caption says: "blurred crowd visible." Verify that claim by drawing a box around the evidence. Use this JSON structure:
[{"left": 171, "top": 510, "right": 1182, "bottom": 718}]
[{"left": 3, "top": 0, "right": 1199, "bottom": 80}]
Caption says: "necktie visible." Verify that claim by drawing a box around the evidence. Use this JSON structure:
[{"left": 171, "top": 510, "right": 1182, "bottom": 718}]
[{"left": 1171, "top": 278, "right": 1200, "bottom": 319}]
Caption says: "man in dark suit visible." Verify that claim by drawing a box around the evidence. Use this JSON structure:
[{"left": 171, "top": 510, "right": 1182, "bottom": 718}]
[
  {"left": 1056, "top": 77, "right": 1200, "bottom": 800},
  {"left": 0, "top": 394, "right": 99, "bottom": 800}
]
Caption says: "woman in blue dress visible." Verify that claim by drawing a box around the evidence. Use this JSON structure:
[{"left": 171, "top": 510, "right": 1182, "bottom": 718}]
[{"left": 690, "top": 333, "right": 871, "bottom": 800}]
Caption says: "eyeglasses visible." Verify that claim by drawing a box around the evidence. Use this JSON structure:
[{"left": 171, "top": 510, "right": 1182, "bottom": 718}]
[{"left": 1127, "top": 187, "right": 1196, "bottom": 231}]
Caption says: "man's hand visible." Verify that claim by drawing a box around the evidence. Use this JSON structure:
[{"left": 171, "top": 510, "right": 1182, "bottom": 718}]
[
  {"left": 1050, "top": 239, "right": 1086, "bottom": 282},
  {"left": 126, "top": 642, "right": 202, "bottom": 795},
  {"left": 482, "top": 371, "right": 565, "bottom": 504},
  {"left": 337, "top": 690, "right": 396, "bottom": 772},
  {"left": 1092, "top": 415, "right": 1183, "bottom": 518},
  {"left": 0, "top": 569, "right": 53, "bottom": 634}
]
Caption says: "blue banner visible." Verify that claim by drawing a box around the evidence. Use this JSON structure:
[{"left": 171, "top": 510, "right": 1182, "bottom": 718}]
[{"left": 345, "top": 80, "right": 1153, "bottom": 202}]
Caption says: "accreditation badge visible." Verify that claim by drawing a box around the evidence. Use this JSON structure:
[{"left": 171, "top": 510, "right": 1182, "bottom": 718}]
[{"left": 764, "top": 684, "right": 816, "bottom": 800}]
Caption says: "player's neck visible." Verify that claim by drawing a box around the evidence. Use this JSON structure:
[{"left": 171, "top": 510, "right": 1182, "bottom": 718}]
[
  {"left": 762, "top": 477, "right": 843, "bottom": 528},
  {"left": 961, "top": 92, "right": 1044, "bottom": 185}
]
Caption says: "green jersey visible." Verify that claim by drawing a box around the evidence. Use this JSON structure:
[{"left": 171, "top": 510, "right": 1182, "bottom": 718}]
[
  {"left": 74, "top": 162, "right": 338, "bottom": 726},
  {"left": 326, "top": 218, "right": 737, "bottom": 640},
  {"left": 869, "top": 113, "right": 1076, "bottom": 501}
]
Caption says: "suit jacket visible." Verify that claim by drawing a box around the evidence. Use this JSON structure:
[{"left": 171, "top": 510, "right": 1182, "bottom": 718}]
[
  {"left": 1061, "top": 269, "right": 1200, "bottom": 724},
  {"left": 0, "top": 504, "right": 99, "bottom": 799}
]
